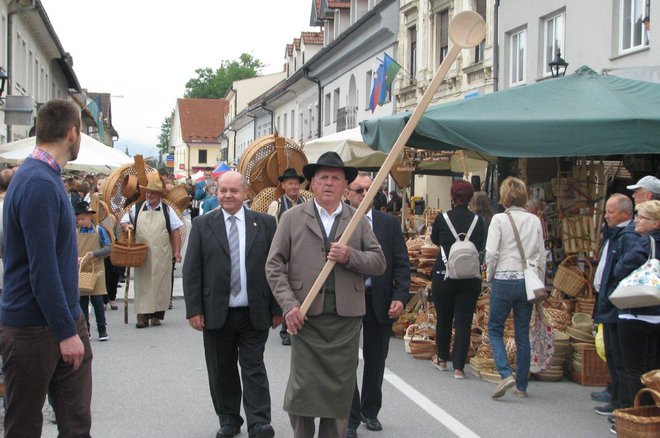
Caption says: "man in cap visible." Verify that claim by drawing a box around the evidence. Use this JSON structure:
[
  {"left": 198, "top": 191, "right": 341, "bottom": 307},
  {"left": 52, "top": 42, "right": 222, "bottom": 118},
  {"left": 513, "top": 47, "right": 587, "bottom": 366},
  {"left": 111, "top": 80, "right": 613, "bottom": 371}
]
[
  {"left": 0, "top": 99, "right": 92, "bottom": 436},
  {"left": 627, "top": 175, "right": 660, "bottom": 205},
  {"left": 121, "top": 179, "right": 183, "bottom": 328},
  {"left": 345, "top": 172, "right": 410, "bottom": 437},
  {"left": 266, "top": 151, "right": 386, "bottom": 438},
  {"left": 267, "top": 167, "right": 308, "bottom": 346},
  {"left": 267, "top": 168, "right": 307, "bottom": 224}
]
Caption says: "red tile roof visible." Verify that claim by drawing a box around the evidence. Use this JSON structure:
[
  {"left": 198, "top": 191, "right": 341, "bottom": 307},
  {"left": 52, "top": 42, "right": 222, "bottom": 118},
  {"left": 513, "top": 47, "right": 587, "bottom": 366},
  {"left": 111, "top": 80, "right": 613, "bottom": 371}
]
[
  {"left": 177, "top": 98, "right": 228, "bottom": 142},
  {"left": 294, "top": 38, "right": 301, "bottom": 50},
  {"left": 301, "top": 31, "right": 324, "bottom": 45},
  {"left": 328, "top": 1, "right": 350, "bottom": 8},
  {"left": 285, "top": 43, "right": 293, "bottom": 57}
]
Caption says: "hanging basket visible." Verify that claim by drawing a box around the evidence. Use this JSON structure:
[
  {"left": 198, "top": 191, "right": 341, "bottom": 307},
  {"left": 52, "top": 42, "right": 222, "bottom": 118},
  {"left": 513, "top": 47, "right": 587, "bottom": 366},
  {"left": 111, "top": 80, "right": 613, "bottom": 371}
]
[
  {"left": 553, "top": 255, "right": 593, "bottom": 297},
  {"left": 78, "top": 255, "right": 101, "bottom": 293},
  {"left": 110, "top": 229, "right": 148, "bottom": 268}
]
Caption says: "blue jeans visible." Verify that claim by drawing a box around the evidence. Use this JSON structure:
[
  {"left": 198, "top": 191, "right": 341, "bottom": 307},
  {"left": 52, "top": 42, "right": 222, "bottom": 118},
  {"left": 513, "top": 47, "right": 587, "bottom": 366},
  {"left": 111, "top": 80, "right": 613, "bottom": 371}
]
[{"left": 488, "top": 279, "right": 532, "bottom": 391}]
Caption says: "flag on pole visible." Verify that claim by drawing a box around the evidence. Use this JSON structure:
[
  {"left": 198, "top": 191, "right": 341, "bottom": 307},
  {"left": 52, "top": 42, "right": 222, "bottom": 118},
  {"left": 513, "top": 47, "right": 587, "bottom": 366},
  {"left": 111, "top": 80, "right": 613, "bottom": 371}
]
[
  {"left": 383, "top": 53, "right": 401, "bottom": 89},
  {"left": 369, "top": 61, "right": 385, "bottom": 113}
]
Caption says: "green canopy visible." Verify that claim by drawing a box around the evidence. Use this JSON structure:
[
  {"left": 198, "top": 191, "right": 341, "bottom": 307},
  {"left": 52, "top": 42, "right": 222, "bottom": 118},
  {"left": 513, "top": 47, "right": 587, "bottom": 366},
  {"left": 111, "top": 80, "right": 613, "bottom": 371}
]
[{"left": 361, "top": 66, "right": 660, "bottom": 158}]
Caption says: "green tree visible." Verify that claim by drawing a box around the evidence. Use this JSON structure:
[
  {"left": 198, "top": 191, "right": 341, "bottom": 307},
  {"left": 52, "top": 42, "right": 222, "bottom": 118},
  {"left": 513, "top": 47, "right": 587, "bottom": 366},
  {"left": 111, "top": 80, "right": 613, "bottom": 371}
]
[
  {"left": 184, "top": 53, "right": 264, "bottom": 99},
  {"left": 158, "top": 109, "right": 174, "bottom": 156}
]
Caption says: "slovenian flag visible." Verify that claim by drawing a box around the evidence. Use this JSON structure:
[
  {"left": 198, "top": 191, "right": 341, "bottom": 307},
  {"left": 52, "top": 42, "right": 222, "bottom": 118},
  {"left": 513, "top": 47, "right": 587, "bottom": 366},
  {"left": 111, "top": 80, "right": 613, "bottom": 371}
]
[{"left": 369, "top": 61, "right": 385, "bottom": 113}]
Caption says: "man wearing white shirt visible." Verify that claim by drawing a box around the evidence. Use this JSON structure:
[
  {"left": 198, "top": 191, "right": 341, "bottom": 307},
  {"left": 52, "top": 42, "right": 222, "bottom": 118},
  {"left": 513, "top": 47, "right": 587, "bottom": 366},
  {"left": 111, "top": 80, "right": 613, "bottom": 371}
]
[{"left": 183, "top": 171, "right": 280, "bottom": 438}]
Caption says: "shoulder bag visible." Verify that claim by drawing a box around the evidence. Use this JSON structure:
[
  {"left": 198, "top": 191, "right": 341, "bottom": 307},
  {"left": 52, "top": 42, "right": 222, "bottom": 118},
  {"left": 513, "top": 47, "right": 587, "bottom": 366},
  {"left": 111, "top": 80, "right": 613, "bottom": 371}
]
[
  {"left": 609, "top": 236, "right": 660, "bottom": 309},
  {"left": 505, "top": 211, "right": 547, "bottom": 304}
]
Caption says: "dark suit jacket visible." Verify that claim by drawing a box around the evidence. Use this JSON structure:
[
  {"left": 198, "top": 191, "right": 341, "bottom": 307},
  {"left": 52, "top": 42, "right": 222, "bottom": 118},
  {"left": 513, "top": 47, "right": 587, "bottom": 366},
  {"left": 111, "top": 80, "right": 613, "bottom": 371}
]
[
  {"left": 370, "top": 210, "right": 411, "bottom": 324},
  {"left": 183, "top": 207, "right": 280, "bottom": 331},
  {"left": 431, "top": 205, "right": 485, "bottom": 273}
]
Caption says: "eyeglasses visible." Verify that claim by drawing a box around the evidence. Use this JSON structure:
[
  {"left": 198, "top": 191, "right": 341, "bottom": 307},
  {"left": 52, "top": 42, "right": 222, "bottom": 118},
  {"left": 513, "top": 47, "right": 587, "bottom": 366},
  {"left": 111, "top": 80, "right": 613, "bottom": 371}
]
[
  {"left": 348, "top": 187, "right": 368, "bottom": 194},
  {"left": 636, "top": 214, "right": 651, "bottom": 221}
]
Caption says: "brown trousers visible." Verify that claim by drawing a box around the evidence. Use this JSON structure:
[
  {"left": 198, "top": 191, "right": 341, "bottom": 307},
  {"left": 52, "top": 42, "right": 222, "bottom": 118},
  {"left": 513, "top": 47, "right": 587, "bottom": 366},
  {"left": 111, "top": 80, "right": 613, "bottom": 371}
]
[
  {"left": 0, "top": 315, "right": 93, "bottom": 437},
  {"left": 289, "top": 414, "right": 348, "bottom": 438}
]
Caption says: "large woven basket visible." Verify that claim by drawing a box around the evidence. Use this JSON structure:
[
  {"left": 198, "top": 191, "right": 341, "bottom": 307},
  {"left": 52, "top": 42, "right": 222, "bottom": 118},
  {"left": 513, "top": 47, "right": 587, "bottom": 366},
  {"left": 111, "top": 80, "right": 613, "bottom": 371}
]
[
  {"left": 164, "top": 184, "right": 191, "bottom": 212},
  {"left": 642, "top": 370, "right": 660, "bottom": 392},
  {"left": 409, "top": 335, "right": 436, "bottom": 360},
  {"left": 553, "top": 255, "right": 593, "bottom": 297},
  {"left": 78, "top": 255, "right": 101, "bottom": 293},
  {"left": 613, "top": 388, "right": 660, "bottom": 438},
  {"left": 110, "top": 229, "right": 148, "bottom": 268}
]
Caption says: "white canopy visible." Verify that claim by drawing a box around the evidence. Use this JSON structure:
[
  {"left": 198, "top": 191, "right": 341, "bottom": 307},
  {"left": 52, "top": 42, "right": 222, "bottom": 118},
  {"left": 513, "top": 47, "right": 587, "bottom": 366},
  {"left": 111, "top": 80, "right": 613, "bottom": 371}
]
[
  {"left": 303, "top": 127, "right": 489, "bottom": 173},
  {"left": 0, "top": 134, "right": 133, "bottom": 173}
]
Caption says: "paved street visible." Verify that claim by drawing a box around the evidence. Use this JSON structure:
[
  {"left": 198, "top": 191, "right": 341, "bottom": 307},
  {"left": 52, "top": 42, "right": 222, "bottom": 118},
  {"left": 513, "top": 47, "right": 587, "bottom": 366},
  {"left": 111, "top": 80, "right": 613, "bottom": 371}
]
[{"left": 37, "top": 277, "right": 615, "bottom": 438}]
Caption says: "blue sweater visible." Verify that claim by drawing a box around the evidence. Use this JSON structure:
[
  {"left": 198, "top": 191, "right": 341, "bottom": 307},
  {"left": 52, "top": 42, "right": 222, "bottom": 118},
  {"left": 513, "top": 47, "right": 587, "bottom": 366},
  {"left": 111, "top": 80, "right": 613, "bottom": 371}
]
[{"left": 1, "top": 157, "right": 81, "bottom": 340}]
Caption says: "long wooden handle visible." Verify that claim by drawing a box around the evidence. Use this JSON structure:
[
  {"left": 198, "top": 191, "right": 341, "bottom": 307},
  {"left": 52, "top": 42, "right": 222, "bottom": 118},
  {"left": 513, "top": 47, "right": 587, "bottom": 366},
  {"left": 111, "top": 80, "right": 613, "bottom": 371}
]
[{"left": 299, "top": 43, "right": 465, "bottom": 317}]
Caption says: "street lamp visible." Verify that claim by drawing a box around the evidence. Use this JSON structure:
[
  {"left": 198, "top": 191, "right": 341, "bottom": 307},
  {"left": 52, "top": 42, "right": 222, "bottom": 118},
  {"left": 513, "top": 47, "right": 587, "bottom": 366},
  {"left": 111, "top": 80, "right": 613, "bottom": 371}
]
[
  {"left": 0, "top": 67, "right": 9, "bottom": 104},
  {"left": 548, "top": 49, "right": 568, "bottom": 78}
]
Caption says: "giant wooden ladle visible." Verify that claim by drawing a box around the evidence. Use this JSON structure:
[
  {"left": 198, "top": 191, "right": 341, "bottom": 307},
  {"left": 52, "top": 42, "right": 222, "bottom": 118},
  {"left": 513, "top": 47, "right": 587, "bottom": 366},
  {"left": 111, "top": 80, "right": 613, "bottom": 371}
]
[{"left": 297, "top": 11, "right": 486, "bottom": 319}]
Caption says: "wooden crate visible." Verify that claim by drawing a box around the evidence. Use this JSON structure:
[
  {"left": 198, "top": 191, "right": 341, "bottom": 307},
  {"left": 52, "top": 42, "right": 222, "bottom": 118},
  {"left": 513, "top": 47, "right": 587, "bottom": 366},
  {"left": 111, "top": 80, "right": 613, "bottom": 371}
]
[{"left": 571, "top": 345, "right": 610, "bottom": 386}]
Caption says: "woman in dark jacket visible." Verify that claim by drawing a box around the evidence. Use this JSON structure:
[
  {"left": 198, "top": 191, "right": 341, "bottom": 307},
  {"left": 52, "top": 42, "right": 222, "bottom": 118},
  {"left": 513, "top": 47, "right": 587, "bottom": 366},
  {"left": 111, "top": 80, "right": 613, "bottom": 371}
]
[
  {"left": 430, "top": 181, "right": 485, "bottom": 379},
  {"left": 615, "top": 200, "right": 660, "bottom": 404}
]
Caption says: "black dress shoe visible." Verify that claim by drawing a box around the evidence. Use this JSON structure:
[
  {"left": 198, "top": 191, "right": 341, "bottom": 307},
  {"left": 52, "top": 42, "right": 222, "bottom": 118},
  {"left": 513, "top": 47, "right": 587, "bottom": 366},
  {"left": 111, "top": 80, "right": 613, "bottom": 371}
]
[
  {"left": 249, "top": 423, "right": 274, "bottom": 438},
  {"left": 346, "top": 427, "right": 358, "bottom": 438},
  {"left": 361, "top": 414, "right": 383, "bottom": 431},
  {"left": 216, "top": 425, "right": 241, "bottom": 438}
]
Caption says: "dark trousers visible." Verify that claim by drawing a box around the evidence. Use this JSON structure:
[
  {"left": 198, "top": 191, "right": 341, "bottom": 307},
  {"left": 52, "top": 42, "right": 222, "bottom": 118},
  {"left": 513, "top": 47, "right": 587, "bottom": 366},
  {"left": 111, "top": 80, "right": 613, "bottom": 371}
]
[
  {"left": 603, "top": 321, "right": 632, "bottom": 408},
  {"left": 618, "top": 318, "right": 660, "bottom": 404},
  {"left": 349, "top": 291, "right": 392, "bottom": 429},
  {"left": 202, "top": 307, "right": 271, "bottom": 432},
  {"left": 80, "top": 295, "right": 106, "bottom": 328},
  {"left": 431, "top": 274, "right": 481, "bottom": 371},
  {"left": 103, "top": 257, "right": 121, "bottom": 303},
  {"left": 0, "top": 315, "right": 93, "bottom": 437}
]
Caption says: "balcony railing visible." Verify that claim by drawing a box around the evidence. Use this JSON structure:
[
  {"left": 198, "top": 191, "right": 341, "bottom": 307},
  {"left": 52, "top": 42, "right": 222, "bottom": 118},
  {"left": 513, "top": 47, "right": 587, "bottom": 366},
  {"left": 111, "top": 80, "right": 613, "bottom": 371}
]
[{"left": 336, "top": 106, "right": 357, "bottom": 132}]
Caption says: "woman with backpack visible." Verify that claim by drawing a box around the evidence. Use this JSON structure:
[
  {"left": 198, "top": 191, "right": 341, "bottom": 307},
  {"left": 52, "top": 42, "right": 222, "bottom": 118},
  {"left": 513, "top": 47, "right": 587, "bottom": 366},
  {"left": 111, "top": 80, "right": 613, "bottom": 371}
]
[
  {"left": 430, "top": 180, "right": 485, "bottom": 379},
  {"left": 485, "top": 177, "right": 545, "bottom": 399}
]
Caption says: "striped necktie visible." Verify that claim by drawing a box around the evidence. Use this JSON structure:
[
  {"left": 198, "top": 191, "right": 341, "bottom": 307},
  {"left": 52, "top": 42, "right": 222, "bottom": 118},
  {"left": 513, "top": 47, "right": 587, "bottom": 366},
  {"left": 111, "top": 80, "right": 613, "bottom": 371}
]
[{"left": 228, "top": 216, "right": 241, "bottom": 297}]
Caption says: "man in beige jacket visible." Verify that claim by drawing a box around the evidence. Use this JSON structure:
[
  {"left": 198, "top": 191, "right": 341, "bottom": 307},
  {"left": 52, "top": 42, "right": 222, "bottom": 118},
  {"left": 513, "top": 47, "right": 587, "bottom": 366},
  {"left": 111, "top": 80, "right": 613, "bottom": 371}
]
[{"left": 266, "top": 152, "right": 385, "bottom": 438}]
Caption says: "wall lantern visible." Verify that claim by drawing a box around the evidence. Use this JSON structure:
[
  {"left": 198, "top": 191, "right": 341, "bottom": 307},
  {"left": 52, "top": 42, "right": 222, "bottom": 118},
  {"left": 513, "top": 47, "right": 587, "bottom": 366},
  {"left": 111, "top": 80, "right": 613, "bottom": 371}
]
[{"left": 549, "top": 49, "right": 568, "bottom": 78}]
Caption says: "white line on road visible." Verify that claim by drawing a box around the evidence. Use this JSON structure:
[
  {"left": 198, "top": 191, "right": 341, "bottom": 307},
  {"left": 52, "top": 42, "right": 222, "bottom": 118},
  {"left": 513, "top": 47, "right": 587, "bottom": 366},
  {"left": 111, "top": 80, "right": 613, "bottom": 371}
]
[{"left": 359, "top": 350, "right": 481, "bottom": 438}]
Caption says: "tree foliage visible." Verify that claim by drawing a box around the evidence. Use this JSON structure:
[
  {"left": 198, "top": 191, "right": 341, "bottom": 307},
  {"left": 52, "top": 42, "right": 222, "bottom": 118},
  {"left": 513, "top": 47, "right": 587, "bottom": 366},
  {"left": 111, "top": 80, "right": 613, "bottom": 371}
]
[
  {"left": 184, "top": 53, "right": 264, "bottom": 99},
  {"left": 158, "top": 109, "right": 174, "bottom": 156}
]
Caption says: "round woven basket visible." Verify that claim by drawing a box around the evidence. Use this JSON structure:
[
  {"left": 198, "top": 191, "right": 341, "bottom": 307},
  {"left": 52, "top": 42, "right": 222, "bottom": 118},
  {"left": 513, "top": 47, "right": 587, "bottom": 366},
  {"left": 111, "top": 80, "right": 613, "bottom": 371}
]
[
  {"left": 251, "top": 187, "right": 314, "bottom": 214},
  {"left": 553, "top": 255, "right": 593, "bottom": 297},
  {"left": 164, "top": 184, "right": 191, "bottom": 212},
  {"left": 613, "top": 388, "right": 660, "bottom": 438},
  {"left": 110, "top": 229, "right": 148, "bottom": 268}
]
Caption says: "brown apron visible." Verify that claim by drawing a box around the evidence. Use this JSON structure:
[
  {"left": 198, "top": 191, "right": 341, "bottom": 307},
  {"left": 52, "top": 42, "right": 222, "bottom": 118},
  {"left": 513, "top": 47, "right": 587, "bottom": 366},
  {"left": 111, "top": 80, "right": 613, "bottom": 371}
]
[
  {"left": 77, "top": 226, "right": 107, "bottom": 296},
  {"left": 134, "top": 204, "right": 172, "bottom": 314}
]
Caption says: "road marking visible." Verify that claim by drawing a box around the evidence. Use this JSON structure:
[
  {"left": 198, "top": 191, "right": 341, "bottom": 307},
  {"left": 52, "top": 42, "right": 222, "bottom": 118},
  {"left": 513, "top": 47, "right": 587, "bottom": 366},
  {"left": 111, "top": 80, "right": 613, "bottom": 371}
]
[{"left": 359, "top": 350, "right": 481, "bottom": 438}]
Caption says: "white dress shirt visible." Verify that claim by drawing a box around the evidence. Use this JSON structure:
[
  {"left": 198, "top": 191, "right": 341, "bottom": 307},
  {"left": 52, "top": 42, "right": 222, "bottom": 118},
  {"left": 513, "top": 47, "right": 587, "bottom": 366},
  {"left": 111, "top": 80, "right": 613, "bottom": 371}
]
[
  {"left": 224, "top": 207, "right": 248, "bottom": 307},
  {"left": 314, "top": 199, "right": 343, "bottom": 236}
]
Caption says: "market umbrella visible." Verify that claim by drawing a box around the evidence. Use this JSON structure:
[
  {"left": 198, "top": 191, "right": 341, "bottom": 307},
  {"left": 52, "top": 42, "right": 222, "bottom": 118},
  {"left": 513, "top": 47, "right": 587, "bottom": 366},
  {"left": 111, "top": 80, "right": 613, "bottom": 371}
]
[
  {"left": 361, "top": 66, "right": 660, "bottom": 157},
  {"left": 0, "top": 134, "right": 133, "bottom": 173},
  {"left": 212, "top": 162, "right": 230, "bottom": 178}
]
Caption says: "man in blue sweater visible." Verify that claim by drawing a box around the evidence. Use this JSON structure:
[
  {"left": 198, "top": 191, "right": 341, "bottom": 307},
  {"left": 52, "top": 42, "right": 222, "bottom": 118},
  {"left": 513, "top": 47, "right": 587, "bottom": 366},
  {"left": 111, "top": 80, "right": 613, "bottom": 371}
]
[{"left": 0, "top": 99, "right": 92, "bottom": 437}]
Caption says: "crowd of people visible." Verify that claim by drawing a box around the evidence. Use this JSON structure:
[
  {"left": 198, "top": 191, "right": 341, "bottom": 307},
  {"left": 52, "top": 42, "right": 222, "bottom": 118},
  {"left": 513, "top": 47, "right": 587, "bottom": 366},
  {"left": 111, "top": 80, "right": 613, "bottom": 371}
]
[{"left": 0, "top": 99, "right": 658, "bottom": 438}]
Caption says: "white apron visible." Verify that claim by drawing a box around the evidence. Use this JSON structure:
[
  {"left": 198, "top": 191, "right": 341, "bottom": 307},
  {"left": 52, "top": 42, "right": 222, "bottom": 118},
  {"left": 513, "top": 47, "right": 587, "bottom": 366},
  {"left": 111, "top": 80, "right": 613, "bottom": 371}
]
[{"left": 134, "top": 204, "right": 172, "bottom": 314}]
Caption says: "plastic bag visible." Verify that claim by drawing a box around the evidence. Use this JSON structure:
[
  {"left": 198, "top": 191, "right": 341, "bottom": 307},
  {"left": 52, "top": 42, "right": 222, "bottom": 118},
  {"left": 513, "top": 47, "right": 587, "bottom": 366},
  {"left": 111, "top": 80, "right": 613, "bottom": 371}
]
[{"left": 595, "top": 323, "right": 606, "bottom": 361}]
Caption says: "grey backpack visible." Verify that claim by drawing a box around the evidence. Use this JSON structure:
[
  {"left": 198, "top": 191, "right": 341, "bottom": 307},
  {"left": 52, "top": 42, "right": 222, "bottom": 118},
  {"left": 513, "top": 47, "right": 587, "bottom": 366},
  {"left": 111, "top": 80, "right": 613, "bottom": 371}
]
[{"left": 440, "top": 213, "right": 480, "bottom": 280}]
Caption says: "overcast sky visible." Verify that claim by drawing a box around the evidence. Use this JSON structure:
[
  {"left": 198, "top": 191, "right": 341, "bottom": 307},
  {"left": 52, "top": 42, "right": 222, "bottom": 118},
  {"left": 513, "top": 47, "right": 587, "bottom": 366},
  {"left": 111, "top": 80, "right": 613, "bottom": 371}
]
[{"left": 41, "top": 0, "right": 317, "bottom": 156}]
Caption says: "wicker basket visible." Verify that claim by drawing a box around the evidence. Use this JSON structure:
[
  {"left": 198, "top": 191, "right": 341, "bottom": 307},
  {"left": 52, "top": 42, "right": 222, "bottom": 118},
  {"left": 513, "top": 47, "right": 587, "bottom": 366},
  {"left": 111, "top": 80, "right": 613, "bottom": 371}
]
[
  {"left": 78, "top": 256, "right": 101, "bottom": 293},
  {"left": 642, "top": 370, "right": 660, "bottom": 392},
  {"left": 576, "top": 286, "right": 596, "bottom": 316},
  {"left": 409, "top": 335, "right": 436, "bottom": 360},
  {"left": 110, "top": 229, "right": 148, "bottom": 268},
  {"left": 553, "top": 255, "right": 592, "bottom": 297},
  {"left": 164, "top": 184, "right": 191, "bottom": 212},
  {"left": 613, "top": 388, "right": 660, "bottom": 438}
]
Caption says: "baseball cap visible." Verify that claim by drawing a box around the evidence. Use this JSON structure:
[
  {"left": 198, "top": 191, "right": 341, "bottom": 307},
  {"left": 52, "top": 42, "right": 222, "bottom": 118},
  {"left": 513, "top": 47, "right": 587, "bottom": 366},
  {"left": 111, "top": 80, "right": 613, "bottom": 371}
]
[{"left": 627, "top": 175, "right": 660, "bottom": 194}]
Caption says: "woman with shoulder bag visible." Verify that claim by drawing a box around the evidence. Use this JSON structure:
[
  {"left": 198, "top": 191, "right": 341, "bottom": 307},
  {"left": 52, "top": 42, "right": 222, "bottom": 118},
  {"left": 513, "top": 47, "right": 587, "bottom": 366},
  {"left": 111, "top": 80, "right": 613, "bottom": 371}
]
[
  {"left": 486, "top": 177, "right": 545, "bottom": 398},
  {"left": 430, "top": 181, "right": 485, "bottom": 379},
  {"left": 614, "top": 200, "right": 660, "bottom": 404}
]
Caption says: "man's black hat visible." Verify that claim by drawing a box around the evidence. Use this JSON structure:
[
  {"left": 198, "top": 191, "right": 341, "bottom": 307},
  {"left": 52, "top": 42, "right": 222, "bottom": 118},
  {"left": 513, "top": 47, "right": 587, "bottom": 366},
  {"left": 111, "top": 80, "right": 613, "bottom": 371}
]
[
  {"left": 278, "top": 168, "right": 305, "bottom": 183},
  {"left": 73, "top": 200, "right": 96, "bottom": 215},
  {"left": 302, "top": 151, "right": 358, "bottom": 183}
]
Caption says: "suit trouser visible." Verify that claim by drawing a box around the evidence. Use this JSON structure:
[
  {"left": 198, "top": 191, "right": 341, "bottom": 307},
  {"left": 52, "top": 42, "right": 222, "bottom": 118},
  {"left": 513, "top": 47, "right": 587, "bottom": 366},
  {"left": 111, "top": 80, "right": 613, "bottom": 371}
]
[
  {"left": 603, "top": 321, "right": 632, "bottom": 408},
  {"left": 289, "top": 415, "right": 348, "bottom": 438},
  {"left": 0, "top": 315, "right": 93, "bottom": 438},
  {"left": 203, "top": 307, "right": 271, "bottom": 432},
  {"left": 617, "top": 318, "right": 660, "bottom": 405},
  {"left": 349, "top": 291, "right": 391, "bottom": 429}
]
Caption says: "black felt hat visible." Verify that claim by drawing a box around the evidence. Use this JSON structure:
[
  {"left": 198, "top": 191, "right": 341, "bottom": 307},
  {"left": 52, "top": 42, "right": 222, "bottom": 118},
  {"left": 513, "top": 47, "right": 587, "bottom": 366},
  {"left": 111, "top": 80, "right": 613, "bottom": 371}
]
[
  {"left": 278, "top": 168, "right": 305, "bottom": 183},
  {"left": 302, "top": 151, "right": 358, "bottom": 183},
  {"left": 73, "top": 200, "right": 96, "bottom": 215}
]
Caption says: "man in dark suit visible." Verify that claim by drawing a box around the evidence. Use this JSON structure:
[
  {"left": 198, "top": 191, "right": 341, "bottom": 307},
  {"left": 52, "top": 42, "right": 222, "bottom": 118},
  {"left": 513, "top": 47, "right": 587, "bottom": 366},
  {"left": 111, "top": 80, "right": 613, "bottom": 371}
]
[
  {"left": 345, "top": 172, "right": 410, "bottom": 437},
  {"left": 183, "top": 171, "right": 281, "bottom": 438}
]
